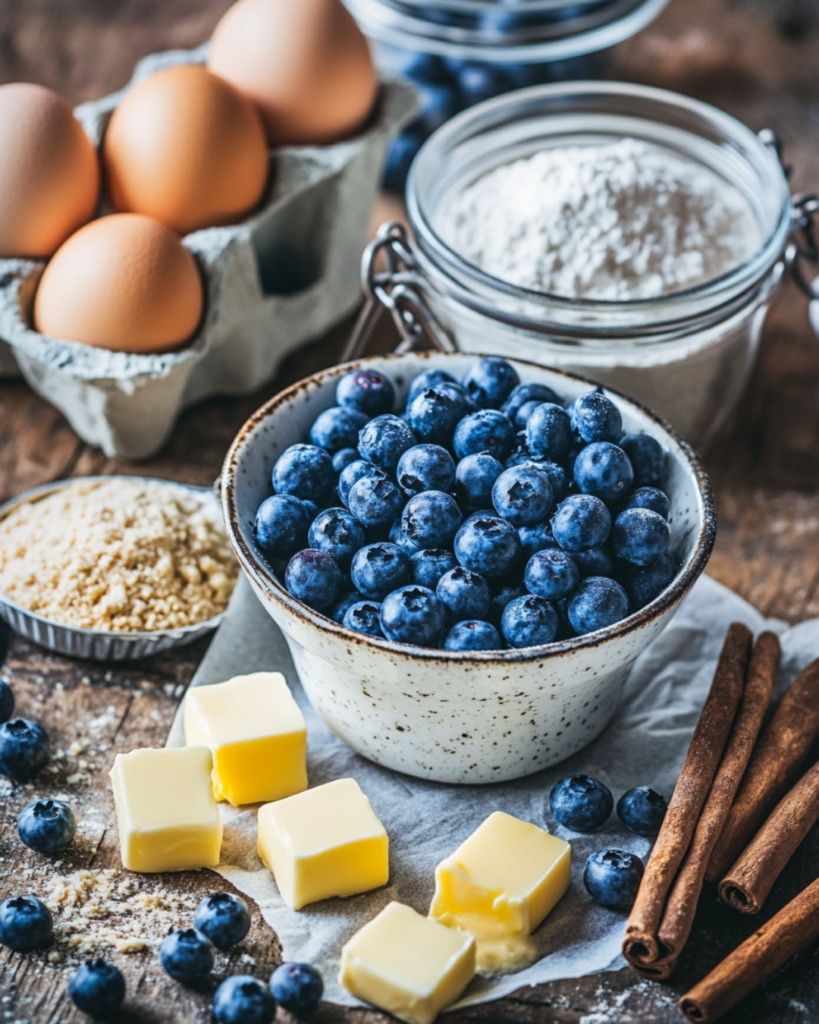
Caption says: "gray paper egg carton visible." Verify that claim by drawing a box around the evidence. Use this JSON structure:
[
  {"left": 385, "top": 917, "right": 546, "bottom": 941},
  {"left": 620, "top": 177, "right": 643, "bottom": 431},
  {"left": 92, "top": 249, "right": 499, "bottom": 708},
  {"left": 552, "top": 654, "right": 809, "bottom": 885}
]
[{"left": 0, "top": 46, "right": 416, "bottom": 459}]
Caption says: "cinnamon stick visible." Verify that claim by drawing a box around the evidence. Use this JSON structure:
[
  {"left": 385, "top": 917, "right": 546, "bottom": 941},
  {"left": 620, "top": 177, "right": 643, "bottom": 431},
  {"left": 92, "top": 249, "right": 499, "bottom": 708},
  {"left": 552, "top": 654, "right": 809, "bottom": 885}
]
[
  {"left": 706, "top": 656, "right": 819, "bottom": 883},
  {"left": 679, "top": 875, "right": 819, "bottom": 1023},
  {"left": 719, "top": 758, "right": 819, "bottom": 915},
  {"left": 623, "top": 622, "right": 752, "bottom": 971}
]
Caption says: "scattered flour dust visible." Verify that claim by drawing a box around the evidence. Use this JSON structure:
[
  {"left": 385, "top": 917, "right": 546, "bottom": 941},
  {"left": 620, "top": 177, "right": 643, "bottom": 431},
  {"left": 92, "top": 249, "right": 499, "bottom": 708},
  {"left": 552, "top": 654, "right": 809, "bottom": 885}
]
[{"left": 436, "top": 138, "right": 761, "bottom": 300}]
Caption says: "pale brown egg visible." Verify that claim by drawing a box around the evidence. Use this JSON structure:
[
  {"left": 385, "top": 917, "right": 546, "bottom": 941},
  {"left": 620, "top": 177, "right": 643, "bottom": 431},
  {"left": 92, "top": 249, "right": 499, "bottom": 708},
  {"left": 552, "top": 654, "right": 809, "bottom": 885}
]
[
  {"left": 104, "top": 65, "right": 268, "bottom": 236},
  {"left": 33, "top": 214, "right": 204, "bottom": 353},
  {"left": 208, "top": 0, "right": 378, "bottom": 146},
  {"left": 0, "top": 83, "right": 100, "bottom": 259}
]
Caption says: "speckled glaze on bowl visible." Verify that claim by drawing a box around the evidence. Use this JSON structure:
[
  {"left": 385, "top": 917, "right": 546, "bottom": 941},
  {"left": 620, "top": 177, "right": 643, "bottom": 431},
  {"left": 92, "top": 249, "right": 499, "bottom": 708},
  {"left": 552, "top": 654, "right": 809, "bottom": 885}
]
[{"left": 222, "top": 354, "right": 715, "bottom": 784}]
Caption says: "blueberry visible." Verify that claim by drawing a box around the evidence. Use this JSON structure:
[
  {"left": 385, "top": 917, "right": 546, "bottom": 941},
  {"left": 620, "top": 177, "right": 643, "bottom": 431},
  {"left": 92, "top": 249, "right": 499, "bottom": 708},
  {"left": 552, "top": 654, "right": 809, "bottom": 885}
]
[
  {"left": 487, "top": 582, "right": 526, "bottom": 628},
  {"left": 0, "top": 895, "right": 52, "bottom": 951},
  {"left": 551, "top": 494, "right": 611, "bottom": 552},
  {"left": 269, "top": 962, "right": 324, "bottom": 1015},
  {"left": 396, "top": 50, "right": 450, "bottom": 85},
  {"left": 329, "top": 592, "right": 362, "bottom": 626},
  {"left": 343, "top": 600, "right": 384, "bottom": 637},
  {"left": 550, "top": 775, "right": 613, "bottom": 832},
  {"left": 619, "top": 433, "right": 666, "bottom": 488},
  {"left": 457, "top": 62, "right": 508, "bottom": 106},
  {"left": 617, "top": 787, "right": 668, "bottom": 837},
  {"left": 568, "top": 577, "right": 629, "bottom": 635},
  {"left": 358, "top": 415, "right": 416, "bottom": 473},
  {"left": 444, "top": 620, "right": 501, "bottom": 651},
  {"left": 573, "top": 442, "right": 634, "bottom": 504},
  {"left": 347, "top": 475, "right": 404, "bottom": 529},
  {"left": 454, "top": 515, "right": 521, "bottom": 578},
  {"left": 406, "top": 368, "right": 458, "bottom": 406},
  {"left": 625, "top": 486, "right": 670, "bottom": 520},
  {"left": 284, "top": 550, "right": 343, "bottom": 612},
  {"left": 18, "top": 798, "right": 76, "bottom": 855},
  {"left": 160, "top": 928, "right": 215, "bottom": 985},
  {"left": 501, "top": 595, "right": 559, "bottom": 648},
  {"left": 309, "top": 406, "right": 369, "bottom": 453},
  {"left": 401, "top": 491, "right": 462, "bottom": 550},
  {"left": 407, "top": 386, "right": 464, "bottom": 446},
  {"left": 510, "top": 400, "right": 543, "bottom": 430},
  {"left": 0, "top": 677, "right": 13, "bottom": 724},
  {"left": 525, "top": 403, "right": 573, "bottom": 462},
  {"left": 379, "top": 585, "right": 447, "bottom": 646},
  {"left": 382, "top": 128, "right": 425, "bottom": 192},
  {"left": 612, "top": 508, "right": 670, "bottom": 566},
  {"left": 462, "top": 357, "right": 520, "bottom": 409},
  {"left": 308, "top": 508, "right": 365, "bottom": 569},
  {"left": 397, "top": 444, "right": 456, "bottom": 497},
  {"left": 453, "top": 410, "right": 517, "bottom": 462},
  {"left": 415, "top": 80, "right": 461, "bottom": 134},
  {"left": 336, "top": 368, "right": 395, "bottom": 417},
  {"left": 411, "top": 548, "right": 458, "bottom": 589},
  {"left": 0, "top": 718, "right": 49, "bottom": 783},
  {"left": 620, "top": 552, "right": 678, "bottom": 608},
  {"left": 518, "top": 520, "right": 558, "bottom": 560},
  {"left": 331, "top": 447, "right": 360, "bottom": 474},
  {"left": 583, "top": 849, "right": 645, "bottom": 911},
  {"left": 350, "top": 543, "right": 411, "bottom": 600},
  {"left": 569, "top": 389, "right": 622, "bottom": 444},
  {"left": 0, "top": 621, "right": 8, "bottom": 669},
  {"left": 525, "top": 549, "right": 580, "bottom": 600},
  {"left": 254, "top": 495, "right": 313, "bottom": 561},
  {"left": 492, "top": 465, "right": 553, "bottom": 527},
  {"left": 502, "top": 381, "right": 560, "bottom": 418},
  {"left": 338, "top": 460, "right": 388, "bottom": 508},
  {"left": 213, "top": 975, "right": 276, "bottom": 1024},
  {"left": 530, "top": 459, "right": 569, "bottom": 502},
  {"left": 272, "top": 444, "right": 334, "bottom": 501},
  {"left": 69, "top": 960, "right": 126, "bottom": 1020},
  {"left": 455, "top": 452, "right": 504, "bottom": 511},
  {"left": 436, "top": 566, "right": 491, "bottom": 621},
  {"left": 573, "top": 544, "right": 615, "bottom": 578},
  {"left": 389, "top": 518, "right": 422, "bottom": 556},
  {"left": 194, "top": 892, "right": 251, "bottom": 950}
]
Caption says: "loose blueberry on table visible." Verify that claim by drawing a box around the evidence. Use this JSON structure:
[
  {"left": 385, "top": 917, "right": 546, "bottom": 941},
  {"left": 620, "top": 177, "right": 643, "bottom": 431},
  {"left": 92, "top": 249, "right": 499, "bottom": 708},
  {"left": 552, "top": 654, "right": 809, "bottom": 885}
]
[
  {"left": 194, "top": 892, "right": 252, "bottom": 950},
  {"left": 213, "top": 975, "right": 276, "bottom": 1024},
  {"left": 257, "top": 359, "right": 679, "bottom": 650},
  {"left": 0, "top": 895, "right": 53, "bottom": 951},
  {"left": 69, "top": 960, "right": 126, "bottom": 1020},
  {"left": 18, "top": 798, "right": 76, "bottom": 855},
  {"left": 0, "top": 718, "right": 50, "bottom": 782},
  {"left": 583, "top": 849, "right": 645, "bottom": 911},
  {"left": 617, "top": 787, "right": 668, "bottom": 837},
  {"left": 550, "top": 775, "right": 614, "bottom": 832},
  {"left": 159, "top": 928, "right": 215, "bottom": 985},
  {"left": 269, "top": 961, "right": 324, "bottom": 1015},
  {"left": 0, "top": 676, "right": 14, "bottom": 724}
]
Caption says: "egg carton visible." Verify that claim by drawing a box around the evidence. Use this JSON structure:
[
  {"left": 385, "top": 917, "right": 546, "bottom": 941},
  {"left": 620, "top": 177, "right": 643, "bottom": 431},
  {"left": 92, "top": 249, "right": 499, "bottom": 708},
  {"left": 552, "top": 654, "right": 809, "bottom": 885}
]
[{"left": 0, "top": 46, "right": 416, "bottom": 459}]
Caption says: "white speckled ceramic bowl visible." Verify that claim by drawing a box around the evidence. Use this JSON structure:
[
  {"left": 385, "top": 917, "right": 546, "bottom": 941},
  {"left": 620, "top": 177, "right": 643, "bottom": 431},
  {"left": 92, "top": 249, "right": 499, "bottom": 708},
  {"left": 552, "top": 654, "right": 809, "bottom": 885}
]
[{"left": 222, "top": 353, "right": 715, "bottom": 784}]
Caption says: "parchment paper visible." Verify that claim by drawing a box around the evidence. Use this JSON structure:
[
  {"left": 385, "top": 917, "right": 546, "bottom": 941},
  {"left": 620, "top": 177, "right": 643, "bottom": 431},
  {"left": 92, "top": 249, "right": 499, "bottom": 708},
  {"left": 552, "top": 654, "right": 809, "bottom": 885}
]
[{"left": 168, "top": 573, "right": 819, "bottom": 1009}]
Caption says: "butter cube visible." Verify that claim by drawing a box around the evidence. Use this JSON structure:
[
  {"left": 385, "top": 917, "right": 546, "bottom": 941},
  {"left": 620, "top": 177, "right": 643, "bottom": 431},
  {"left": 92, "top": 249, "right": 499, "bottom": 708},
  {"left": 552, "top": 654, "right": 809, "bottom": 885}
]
[
  {"left": 340, "top": 902, "right": 475, "bottom": 1024},
  {"left": 110, "top": 747, "right": 222, "bottom": 873},
  {"left": 183, "top": 672, "right": 307, "bottom": 806},
  {"left": 257, "top": 778, "right": 388, "bottom": 910}
]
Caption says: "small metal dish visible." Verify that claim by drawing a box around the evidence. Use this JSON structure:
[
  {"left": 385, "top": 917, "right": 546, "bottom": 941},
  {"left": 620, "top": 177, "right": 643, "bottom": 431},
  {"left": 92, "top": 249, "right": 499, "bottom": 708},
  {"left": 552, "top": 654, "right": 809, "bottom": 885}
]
[{"left": 0, "top": 476, "right": 231, "bottom": 661}]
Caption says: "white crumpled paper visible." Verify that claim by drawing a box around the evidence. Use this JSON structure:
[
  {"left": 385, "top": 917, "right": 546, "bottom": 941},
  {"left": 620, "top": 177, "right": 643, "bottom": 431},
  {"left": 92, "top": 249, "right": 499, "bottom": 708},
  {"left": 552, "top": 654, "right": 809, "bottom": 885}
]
[{"left": 167, "top": 573, "right": 819, "bottom": 1009}]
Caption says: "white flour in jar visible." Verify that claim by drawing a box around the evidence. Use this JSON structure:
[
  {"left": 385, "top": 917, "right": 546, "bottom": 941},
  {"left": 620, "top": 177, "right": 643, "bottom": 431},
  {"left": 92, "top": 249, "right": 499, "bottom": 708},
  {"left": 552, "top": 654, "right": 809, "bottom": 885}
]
[{"left": 436, "top": 137, "right": 761, "bottom": 300}]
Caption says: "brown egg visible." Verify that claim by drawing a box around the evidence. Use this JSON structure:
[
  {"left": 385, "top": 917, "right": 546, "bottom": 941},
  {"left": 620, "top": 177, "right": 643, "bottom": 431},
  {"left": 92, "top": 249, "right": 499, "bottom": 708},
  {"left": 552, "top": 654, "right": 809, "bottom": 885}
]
[
  {"left": 33, "top": 214, "right": 204, "bottom": 353},
  {"left": 104, "top": 65, "right": 268, "bottom": 235},
  {"left": 208, "top": 0, "right": 378, "bottom": 146},
  {"left": 0, "top": 83, "right": 100, "bottom": 259}
]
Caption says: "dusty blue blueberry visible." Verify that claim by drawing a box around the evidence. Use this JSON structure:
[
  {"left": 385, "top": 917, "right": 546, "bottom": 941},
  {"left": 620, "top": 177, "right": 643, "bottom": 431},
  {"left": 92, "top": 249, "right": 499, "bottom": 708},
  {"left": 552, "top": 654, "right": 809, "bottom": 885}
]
[
  {"left": 401, "top": 491, "right": 462, "bottom": 549},
  {"left": 18, "top": 799, "right": 76, "bottom": 855},
  {"left": 308, "top": 508, "right": 366, "bottom": 569},
  {"left": 69, "top": 960, "right": 125, "bottom": 1020},
  {"left": 550, "top": 775, "right": 613, "bottom": 832},
  {"left": 625, "top": 487, "right": 670, "bottom": 520},
  {"left": 213, "top": 975, "right": 276, "bottom": 1024},
  {"left": 406, "top": 368, "right": 458, "bottom": 406},
  {"left": 407, "top": 386, "right": 464, "bottom": 445},
  {"left": 389, "top": 519, "right": 422, "bottom": 556},
  {"left": 272, "top": 444, "right": 334, "bottom": 501},
  {"left": 454, "top": 515, "right": 521, "bottom": 578},
  {"left": 518, "top": 521, "right": 558, "bottom": 560},
  {"left": 525, "top": 403, "right": 573, "bottom": 462},
  {"left": 336, "top": 368, "right": 395, "bottom": 416},
  {"left": 457, "top": 62, "right": 508, "bottom": 104},
  {"left": 453, "top": 410, "right": 516, "bottom": 462},
  {"left": 328, "top": 591, "right": 364, "bottom": 624},
  {"left": 411, "top": 549, "right": 458, "bottom": 589},
  {"left": 462, "top": 357, "right": 520, "bottom": 409},
  {"left": 332, "top": 447, "right": 360, "bottom": 474},
  {"left": 573, "top": 442, "right": 634, "bottom": 504},
  {"left": 160, "top": 928, "right": 215, "bottom": 985},
  {"left": 0, "top": 719, "right": 49, "bottom": 783},
  {"left": 487, "top": 582, "right": 526, "bottom": 628},
  {"left": 0, "top": 678, "right": 13, "bottom": 724},
  {"left": 501, "top": 595, "right": 559, "bottom": 648},
  {"left": 573, "top": 544, "right": 615, "bottom": 578},
  {"left": 338, "top": 460, "right": 388, "bottom": 508},
  {"left": 444, "top": 620, "right": 501, "bottom": 651},
  {"left": 511, "top": 400, "right": 543, "bottom": 430},
  {"left": 568, "top": 577, "right": 629, "bottom": 634},
  {"left": 568, "top": 388, "right": 622, "bottom": 444},
  {"left": 254, "top": 495, "right": 313, "bottom": 562},
  {"left": 194, "top": 893, "right": 251, "bottom": 950},
  {"left": 379, "top": 585, "right": 447, "bottom": 646},
  {"left": 508, "top": 456, "right": 568, "bottom": 502},
  {"left": 612, "top": 508, "right": 669, "bottom": 566},
  {"left": 0, "top": 896, "right": 52, "bottom": 951},
  {"left": 350, "top": 543, "right": 412, "bottom": 600},
  {"left": 455, "top": 452, "right": 504, "bottom": 511},
  {"left": 492, "top": 465, "right": 553, "bottom": 527},
  {"left": 617, "top": 787, "right": 668, "bottom": 837},
  {"left": 343, "top": 600, "right": 384, "bottom": 637},
  {"left": 501, "top": 383, "right": 561, "bottom": 424},
  {"left": 583, "top": 850, "right": 645, "bottom": 911},
  {"left": 347, "top": 475, "right": 404, "bottom": 529},
  {"left": 397, "top": 444, "right": 455, "bottom": 497},
  {"left": 619, "top": 432, "right": 666, "bottom": 488},
  {"left": 620, "top": 552, "right": 678, "bottom": 608},
  {"left": 551, "top": 494, "right": 611, "bottom": 552},
  {"left": 269, "top": 962, "right": 324, "bottom": 1015},
  {"left": 284, "top": 550, "right": 343, "bottom": 611},
  {"left": 309, "top": 406, "right": 369, "bottom": 453},
  {"left": 382, "top": 128, "right": 424, "bottom": 192},
  {"left": 358, "top": 415, "right": 417, "bottom": 473},
  {"left": 525, "top": 549, "right": 580, "bottom": 600},
  {"left": 436, "top": 567, "right": 491, "bottom": 621},
  {"left": 416, "top": 79, "right": 461, "bottom": 134}
]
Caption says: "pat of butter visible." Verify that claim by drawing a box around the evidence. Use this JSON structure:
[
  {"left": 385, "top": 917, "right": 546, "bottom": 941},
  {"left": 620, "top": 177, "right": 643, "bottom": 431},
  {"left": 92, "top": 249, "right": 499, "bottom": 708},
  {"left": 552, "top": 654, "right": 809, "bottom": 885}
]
[
  {"left": 183, "top": 672, "right": 307, "bottom": 806},
  {"left": 110, "top": 746, "right": 222, "bottom": 873},
  {"left": 257, "top": 778, "right": 388, "bottom": 910},
  {"left": 340, "top": 901, "right": 475, "bottom": 1024},
  {"left": 429, "top": 810, "right": 571, "bottom": 974}
]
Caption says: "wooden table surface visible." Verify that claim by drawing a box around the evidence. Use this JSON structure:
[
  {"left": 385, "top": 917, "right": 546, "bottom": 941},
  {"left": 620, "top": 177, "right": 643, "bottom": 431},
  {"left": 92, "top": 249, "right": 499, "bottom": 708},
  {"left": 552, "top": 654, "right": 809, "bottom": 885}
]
[{"left": 2, "top": 0, "right": 819, "bottom": 1021}]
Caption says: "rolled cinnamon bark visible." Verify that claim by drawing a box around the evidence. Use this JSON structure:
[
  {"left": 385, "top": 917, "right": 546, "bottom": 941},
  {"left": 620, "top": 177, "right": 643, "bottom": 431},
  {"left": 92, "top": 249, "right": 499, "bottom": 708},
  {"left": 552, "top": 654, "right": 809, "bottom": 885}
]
[
  {"left": 679, "top": 875, "right": 819, "bottom": 1023},
  {"left": 719, "top": 758, "right": 819, "bottom": 914},
  {"left": 706, "top": 656, "right": 819, "bottom": 884},
  {"left": 623, "top": 622, "right": 752, "bottom": 971}
]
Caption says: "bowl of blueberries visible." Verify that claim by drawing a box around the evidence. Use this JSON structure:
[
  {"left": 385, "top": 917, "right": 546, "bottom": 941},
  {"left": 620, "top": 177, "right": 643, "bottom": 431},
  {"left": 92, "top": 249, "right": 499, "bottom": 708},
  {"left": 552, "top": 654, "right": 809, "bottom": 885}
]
[{"left": 221, "top": 353, "right": 715, "bottom": 784}]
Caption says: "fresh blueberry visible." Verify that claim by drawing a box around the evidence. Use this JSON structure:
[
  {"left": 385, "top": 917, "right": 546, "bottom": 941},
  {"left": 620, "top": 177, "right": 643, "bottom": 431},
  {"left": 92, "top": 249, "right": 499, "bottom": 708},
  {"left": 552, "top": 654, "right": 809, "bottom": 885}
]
[
  {"left": 194, "top": 892, "right": 251, "bottom": 950},
  {"left": 0, "top": 678, "right": 13, "bottom": 724},
  {"left": 454, "top": 514, "right": 521, "bottom": 578},
  {"left": 620, "top": 552, "right": 678, "bottom": 608},
  {"left": 213, "top": 975, "right": 276, "bottom": 1024},
  {"left": 573, "top": 442, "right": 634, "bottom": 504},
  {"left": 350, "top": 543, "right": 412, "bottom": 600},
  {"left": 336, "top": 368, "right": 395, "bottom": 417},
  {"left": 573, "top": 544, "right": 615, "bottom": 578},
  {"left": 69, "top": 960, "right": 126, "bottom": 1020},
  {"left": 457, "top": 62, "right": 508, "bottom": 105},
  {"left": 530, "top": 459, "right": 569, "bottom": 502},
  {"left": 444, "top": 620, "right": 501, "bottom": 651},
  {"left": 453, "top": 410, "right": 517, "bottom": 462},
  {"left": 525, "top": 403, "right": 573, "bottom": 462},
  {"left": 160, "top": 928, "right": 215, "bottom": 985},
  {"left": 525, "top": 549, "right": 580, "bottom": 600},
  {"left": 550, "top": 775, "right": 613, "bottom": 832},
  {"left": 510, "top": 400, "right": 544, "bottom": 430},
  {"left": 518, "top": 520, "right": 558, "bottom": 560},
  {"left": 347, "top": 475, "right": 404, "bottom": 529},
  {"left": 254, "top": 495, "right": 313, "bottom": 561},
  {"left": 583, "top": 849, "right": 645, "bottom": 911},
  {"left": 389, "top": 518, "right": 422, "bottom": 556},
  {"left": 406, "top": 368, "right": 458, "bottom": 406},
  {"left": 272, "top": 444, "right": 334, "bottom": 501},
  {"left": 338, "top": 460, "right": 388, "bottom": 508},
  {"left": 396, "top": 50, "right": 450, "bottom": 84},
  {"left": 551, "top": 494, "right": 611, "bottom": 552},
  {"left": 407, "top": 386, "right": 464, "bottom": 446},
  {"left": 568, "top": 576, "right": 629, "bottom": 634},
  {"left": 569, "top": 389, "right": 622, "bottom": 444},
  {"left": 332, "top": 447, "right": 360, "bottom": 474},
  {"left": 0, "top": 719, "right": 50, "bottom": 783},
  {"left": 619, "top": 433, "right": 666, "bottom": 488},
  {"left": 269, "top": 962, "right": 324, "bottom": 1015},
  {"left": 309, "top": 406, "right": 369, "bottom": 453},
  {"left": 492, "top": 465, "right": 553, "bottom": 527},
  {"left": 343, "top": 600, "right": 384, "bottom": 637},
  {"left": 436, "top": 566, "right": 491, "bottom": 621},
  {"left": 382, "top": 128, "right": 425, "bottom": 192},
  {"left": 358, "top": 415, "right": 417, "bottom": 473},
  {"left": 501, "top": 383, "right": 561, "bottom": 424},
  {"left": 625, "top": 486, "right": 670, "bottom": 520},
  {"left": 396, "top": 444, "right": 456, "bottom": 497},
  {"left": 617, "top": 787, "right": 668, "bottom": 837},
  {"left": 462, "top": 357, "right": 520, "bottom": 409},
  {"left": 415, "top": 80, "right": 461, "bottom": 134},
  {"left": 401, "top": 491, "right": 462, "bottom": 549},
  {"left": 379, "top": 585, "right": 447, "bottom": 646},
  {"left": 455, "top": 452, "right": 504, "bottom": 511},
  {"left": 308, "top": 508, "right": 366, "bottom": 569},
  {"left": 284, "top": 550, "right": 343, "bottom": 612},
  {"left": 411, "top": 549, "right": 458, "bottom": 589},
  {"left": 18, "top": 798, "right": 76, "bottom": 855},
  {"left": 0, "top": 895, "right": 52, "bottom": 951},
  {"left": 612, "top": 508, "right": 670, "bottom": 566},
  {"left": 501, "top": 595, "right": 559, "bottom": 648},
  {"left": 328, "top": 591, "right": 362, "bottom": 625}
]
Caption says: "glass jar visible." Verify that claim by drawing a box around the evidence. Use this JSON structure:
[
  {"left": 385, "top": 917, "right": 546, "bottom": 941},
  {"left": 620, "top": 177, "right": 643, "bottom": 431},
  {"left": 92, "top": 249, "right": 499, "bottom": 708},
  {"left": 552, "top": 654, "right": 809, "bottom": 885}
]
[{"left": 343, "top": 0, "right": 668, "bottom": 189}]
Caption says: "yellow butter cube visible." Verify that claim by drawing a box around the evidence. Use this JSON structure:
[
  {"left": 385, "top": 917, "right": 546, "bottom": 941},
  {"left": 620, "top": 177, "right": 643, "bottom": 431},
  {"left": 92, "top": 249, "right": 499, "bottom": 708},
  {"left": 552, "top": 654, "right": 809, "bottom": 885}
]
[
  {"left": 110, "top": 747, "right": 222, "bottom": 873},
  {"left": 340, "top": 902, "right": 475, "bottom": 1024},
  {"left": 257, "top": 778, "right": 388, "bottom": 910}
]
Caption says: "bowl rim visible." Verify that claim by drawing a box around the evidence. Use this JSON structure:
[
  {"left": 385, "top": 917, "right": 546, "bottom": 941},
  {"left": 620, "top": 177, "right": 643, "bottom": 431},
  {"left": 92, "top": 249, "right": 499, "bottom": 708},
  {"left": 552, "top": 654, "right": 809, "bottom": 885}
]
[{"left": 222, "top": 352, "right": 716, "bottom": 663}]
